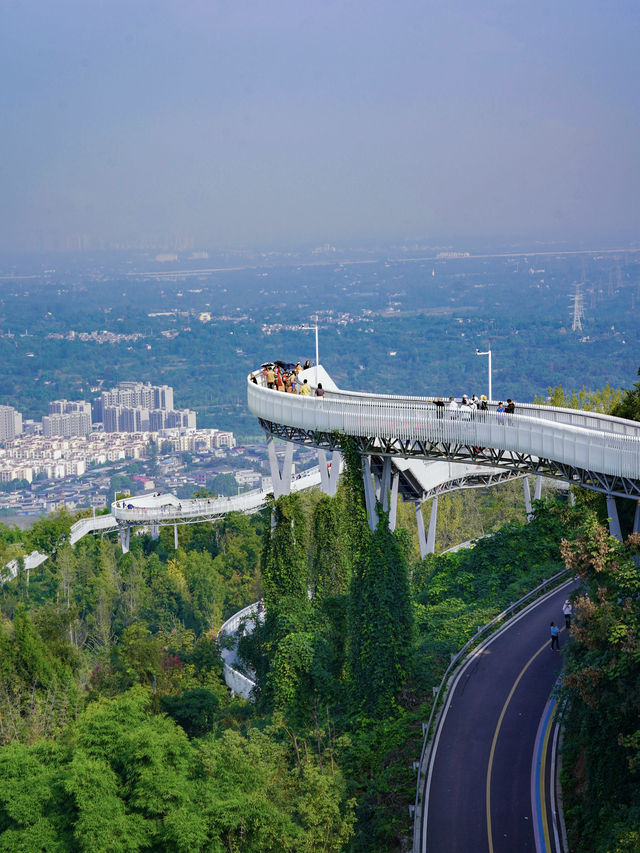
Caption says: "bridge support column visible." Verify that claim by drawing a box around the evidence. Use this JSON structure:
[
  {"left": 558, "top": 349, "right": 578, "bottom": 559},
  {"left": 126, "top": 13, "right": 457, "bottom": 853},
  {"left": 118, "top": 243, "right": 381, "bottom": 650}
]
[
  {"left": 174, "top": 522, "right": 179, "bottom": 550},
  {"left": 120, "top": 526, "right": 130, "bottom": 555},
  {"left": 267, "top": 437, "right": 294, "bottom": 499},
  {"left": 633, "top": 499, "right": 640, "bottom": 535},
  {"left": 606, "top": 495, "right": 623, "bottom": 541},
  {"left": 380, "top": 457, "right": 392, "bottom": 513},
  {"left": 150, "top": 522, "right": 159, "bottom": 541},
  {"left": 388, "top": 472, "right": 399, "bottom": 532},
  {"left": 426, "top": 497, "right": 438, "bottom": 555},
  {"left": 362, "top": 456, "right": 378, "bottom": 533},
  {"left": 523, "top": 477, "right": 533, "bottom": 518},
  {"left": 318, "top": 449, "right": 341, "bottom": 497},
  {"left": 534, "top": 475, "right": 543, "bottom": 502},
  {"left": 569, "top": 490, "right": 576, "bottom": 507},
  {"left": 415, "top": 502, "right": 428, "bottom": 560}
]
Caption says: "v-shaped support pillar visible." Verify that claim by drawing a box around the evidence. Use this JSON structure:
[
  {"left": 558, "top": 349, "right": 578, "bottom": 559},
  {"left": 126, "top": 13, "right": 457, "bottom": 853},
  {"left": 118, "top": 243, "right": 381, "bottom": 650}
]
[
  {"left": 119, "top": 525, "right": 130, "bottom": 554},
  {"left": 267, "top": 436, "right": 294, "bottom": 499},
  {"left": 318, "top": 449, "right": 341, "bottom": 497}
]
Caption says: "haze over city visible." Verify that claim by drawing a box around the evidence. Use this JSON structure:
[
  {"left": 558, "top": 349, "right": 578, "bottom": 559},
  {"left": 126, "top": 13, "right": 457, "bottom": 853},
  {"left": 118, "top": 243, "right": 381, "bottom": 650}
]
[{"left": 3, "top": 0, "right": 640, "bottom": 253}]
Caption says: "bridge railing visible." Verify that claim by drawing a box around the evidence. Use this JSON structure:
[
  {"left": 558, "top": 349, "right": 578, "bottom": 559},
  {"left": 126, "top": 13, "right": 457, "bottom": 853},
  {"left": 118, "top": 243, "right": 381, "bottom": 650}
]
[
  {"left": 250, "top": 370, "right": 640, "bottom": 438},
  {"left": 111, "top": 466, "right": 323, "bottom": 523},
  {"left": 218, "top": 602, "right": 262, "bottom": 700},
  {"left": 248, "top": 381, "right": 640, "bottom": 481}
]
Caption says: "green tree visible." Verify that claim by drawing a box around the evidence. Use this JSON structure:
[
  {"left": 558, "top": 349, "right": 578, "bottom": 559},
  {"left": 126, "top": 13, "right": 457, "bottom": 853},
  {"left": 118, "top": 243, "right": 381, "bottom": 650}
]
[
  {"left": 27, "top": 508, "right": 73, "bottom": 557},
  {"left": 535, "top": 383, "right": 623, "bottom": 413},
  {"left": 611, "top": 365, "right": 640, "bottom": 422},
  {"left": 310, "top": 495, "right": 348, "bottom": 598},
  {"left": 262, "top": 494, "right": 308, "bottom": 608},
  {"left": 349, "top": 515, "right": 413, "bottom": 717},
  {"left": 560, "top": 516, "right": 640, "bottom": 852}
]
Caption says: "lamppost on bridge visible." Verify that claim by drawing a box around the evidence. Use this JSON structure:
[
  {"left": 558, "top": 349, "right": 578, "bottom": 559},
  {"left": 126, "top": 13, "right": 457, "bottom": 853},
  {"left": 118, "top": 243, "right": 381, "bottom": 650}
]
[
  {"left": 475, "top": 348, "right": 492, "bottom": 402},
  {"left": 300, "top": 317, "right": 320, "bottom": 384}
]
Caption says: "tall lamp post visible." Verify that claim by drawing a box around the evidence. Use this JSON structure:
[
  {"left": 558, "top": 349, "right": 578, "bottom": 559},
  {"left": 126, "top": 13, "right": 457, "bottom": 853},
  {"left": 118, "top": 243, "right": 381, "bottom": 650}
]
[
  {"left": 475, "top": 348, "right": 492, "bottom": 402},
  {"left": 301, "top": 318, "right": 320, "bottom": 384}
]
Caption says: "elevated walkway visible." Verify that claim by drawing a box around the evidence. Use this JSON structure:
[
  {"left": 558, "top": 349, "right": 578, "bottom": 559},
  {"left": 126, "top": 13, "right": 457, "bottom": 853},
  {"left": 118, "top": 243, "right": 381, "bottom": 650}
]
[{"left": 248, "top": 366, "right": 640, "bottom": 500}]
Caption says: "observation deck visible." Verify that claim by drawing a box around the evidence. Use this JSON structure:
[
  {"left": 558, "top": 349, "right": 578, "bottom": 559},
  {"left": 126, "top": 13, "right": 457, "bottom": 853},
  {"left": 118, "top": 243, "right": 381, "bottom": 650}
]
[{"left": 248, "top": 366, "right": 640, "bottom": 500}]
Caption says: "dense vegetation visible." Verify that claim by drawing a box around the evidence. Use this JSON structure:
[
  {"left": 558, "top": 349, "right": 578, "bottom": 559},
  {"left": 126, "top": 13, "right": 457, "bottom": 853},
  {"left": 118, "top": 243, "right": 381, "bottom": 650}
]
[
  {"left": 0, "top": 443, "right": 585, "bottom": 851},
  {"left": 557, "top": 374, "right": 640, "bottom": 852},
  {"left": 559, "top": 515, "right": 640, "bottom": 853},
  {"left": 5, "top": 353, "right": 640, "bottom": 850}
]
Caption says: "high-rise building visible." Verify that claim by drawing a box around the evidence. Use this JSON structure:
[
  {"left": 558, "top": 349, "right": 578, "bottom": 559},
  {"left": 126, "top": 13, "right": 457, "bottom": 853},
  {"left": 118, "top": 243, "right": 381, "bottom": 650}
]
[
  {"left": 99, "top": 382, "right": 193, "bottom": 432},
  {"left": 99, "top": 382, "right": 173, "bottom": 412},
  {"left": 42, "top": 412, "right": 91, "bottom": 437},
  {"left": 49, "top": 399, "right": 92, "bottom": 416},
  {"left": 0, "top": 405, "right": 23, "bottom": 441},
  {"left": 165, "top": 409, "right": 197, "bottom": 429}
]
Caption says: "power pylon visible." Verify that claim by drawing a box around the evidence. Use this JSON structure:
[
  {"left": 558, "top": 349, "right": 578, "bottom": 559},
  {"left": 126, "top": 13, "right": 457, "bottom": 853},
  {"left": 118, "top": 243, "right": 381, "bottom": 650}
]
[{"left": 571, "top": 284, "right": 585, "bottom": 332}]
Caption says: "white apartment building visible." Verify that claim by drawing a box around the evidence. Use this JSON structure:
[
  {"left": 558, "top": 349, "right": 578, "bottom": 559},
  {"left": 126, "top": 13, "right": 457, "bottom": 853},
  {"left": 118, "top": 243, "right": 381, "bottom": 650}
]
[
  {"left": 0, "top": 405, "right": 23, "bottom": 441},
  {"left": 43, "top": 411, "right": 92, "bottom": 438}
]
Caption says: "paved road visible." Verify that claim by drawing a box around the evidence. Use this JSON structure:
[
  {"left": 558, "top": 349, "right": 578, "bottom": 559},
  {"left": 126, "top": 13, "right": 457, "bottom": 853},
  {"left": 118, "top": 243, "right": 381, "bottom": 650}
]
[{"left": 421, "top": 580, "right": 574, "bottom": 853}]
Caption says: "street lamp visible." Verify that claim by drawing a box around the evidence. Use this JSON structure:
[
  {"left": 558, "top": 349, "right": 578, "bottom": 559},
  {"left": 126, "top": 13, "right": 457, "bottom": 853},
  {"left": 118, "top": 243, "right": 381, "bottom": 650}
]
[
  {"left": 475, "top": 348, "right": 492, "bottom": 402},
  {"left": 300, "top": 318, "right": 320, "bottom": 384}
]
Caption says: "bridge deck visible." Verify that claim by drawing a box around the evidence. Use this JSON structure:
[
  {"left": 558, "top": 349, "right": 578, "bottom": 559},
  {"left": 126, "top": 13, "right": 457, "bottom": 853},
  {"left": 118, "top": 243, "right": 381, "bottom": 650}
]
[{"left": 248, "top": 368, "right": 640, "bottom": 498}]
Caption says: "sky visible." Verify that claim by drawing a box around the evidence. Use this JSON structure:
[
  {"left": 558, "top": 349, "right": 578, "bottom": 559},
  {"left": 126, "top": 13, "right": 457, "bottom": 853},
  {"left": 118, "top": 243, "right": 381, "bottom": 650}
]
[{"left": 2, "top": 0, "right": 639, "bottom": 251}]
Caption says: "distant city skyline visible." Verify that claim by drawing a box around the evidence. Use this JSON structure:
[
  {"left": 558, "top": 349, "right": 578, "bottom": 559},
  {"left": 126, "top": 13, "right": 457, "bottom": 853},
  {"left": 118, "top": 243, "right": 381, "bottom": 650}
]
[{"left": 2, "top": 1, "right": 639, "bottom": 252}]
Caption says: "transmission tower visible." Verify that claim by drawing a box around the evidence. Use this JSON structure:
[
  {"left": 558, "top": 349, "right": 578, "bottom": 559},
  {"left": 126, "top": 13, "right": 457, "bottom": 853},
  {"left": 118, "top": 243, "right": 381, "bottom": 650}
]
[{"left": 571, "top": 284, "right": 585, "bottom": 332}]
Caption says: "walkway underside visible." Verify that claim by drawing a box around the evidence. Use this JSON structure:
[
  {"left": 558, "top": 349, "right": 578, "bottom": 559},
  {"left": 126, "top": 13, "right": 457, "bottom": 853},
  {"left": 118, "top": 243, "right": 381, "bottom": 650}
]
[{"left": 259, "top": 418, "right": 640, "bottom": 499}]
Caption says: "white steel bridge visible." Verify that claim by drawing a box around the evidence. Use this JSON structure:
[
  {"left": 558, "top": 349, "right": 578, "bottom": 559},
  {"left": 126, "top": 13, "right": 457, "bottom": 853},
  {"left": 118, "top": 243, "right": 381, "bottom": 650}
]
[{"left": 248, "top": 365, "right": 640, "bottom": 537}]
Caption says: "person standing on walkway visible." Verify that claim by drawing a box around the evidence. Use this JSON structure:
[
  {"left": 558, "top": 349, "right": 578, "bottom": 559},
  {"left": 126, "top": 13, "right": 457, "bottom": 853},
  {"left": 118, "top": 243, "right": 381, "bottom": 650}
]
[
  {"left": 563, "top": 599, "right": 573, "bottom": 629},
  {"left": 550, "top": 621, "right": 560, "bottom": 650}
]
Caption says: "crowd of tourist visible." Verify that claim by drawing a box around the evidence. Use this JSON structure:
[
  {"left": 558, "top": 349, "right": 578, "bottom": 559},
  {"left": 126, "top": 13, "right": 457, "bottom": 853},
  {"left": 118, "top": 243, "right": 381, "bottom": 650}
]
[
  {"left": 436, "top": 394, "right": 516, "bottom": 419},
  {"left": 250, "top": 360, "right": 325, "bottom": 397},
  {"left": 250, "top": 362, "right": 517, "bottom": 415}
]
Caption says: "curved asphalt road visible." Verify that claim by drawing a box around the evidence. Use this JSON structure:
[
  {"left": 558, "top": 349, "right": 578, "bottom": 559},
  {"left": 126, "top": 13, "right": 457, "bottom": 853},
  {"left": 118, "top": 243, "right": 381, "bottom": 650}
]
[{"left": 421, "top": 580, "right": 575, "bottom": 853}]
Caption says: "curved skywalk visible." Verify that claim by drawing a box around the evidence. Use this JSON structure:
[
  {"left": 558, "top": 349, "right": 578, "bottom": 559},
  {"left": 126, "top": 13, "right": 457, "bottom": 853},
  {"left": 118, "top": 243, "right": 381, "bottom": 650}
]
[{"left": 248, "top": 366, "right": 640, "bottom": 499}]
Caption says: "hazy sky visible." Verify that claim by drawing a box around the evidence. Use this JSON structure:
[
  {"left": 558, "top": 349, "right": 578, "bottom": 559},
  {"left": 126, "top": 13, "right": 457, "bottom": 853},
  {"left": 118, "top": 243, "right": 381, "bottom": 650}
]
[{"left": 2, "top": 0, "right": 639, "bottom": 250}]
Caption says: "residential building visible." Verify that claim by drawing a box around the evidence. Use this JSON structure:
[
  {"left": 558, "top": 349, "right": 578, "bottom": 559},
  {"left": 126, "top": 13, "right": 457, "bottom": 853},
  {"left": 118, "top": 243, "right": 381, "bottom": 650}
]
[{"left": 0, "top": 405, "right": 22, "bottom": 441}]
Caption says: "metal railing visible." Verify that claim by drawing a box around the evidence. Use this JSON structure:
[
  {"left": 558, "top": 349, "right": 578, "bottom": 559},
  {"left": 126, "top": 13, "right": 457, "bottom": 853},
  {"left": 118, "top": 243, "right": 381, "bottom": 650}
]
[
  {"left": 248, "top": 377, "right": 640, "bottom": 483},
  {"left": 217, "top": 601, "right": 261, "bottom": 700},
  {"left": 111, "top": 465, "right": 323, "bottom": 523},
  {"left": 411, "top": 568, "right": 571, "bottom": 853}
]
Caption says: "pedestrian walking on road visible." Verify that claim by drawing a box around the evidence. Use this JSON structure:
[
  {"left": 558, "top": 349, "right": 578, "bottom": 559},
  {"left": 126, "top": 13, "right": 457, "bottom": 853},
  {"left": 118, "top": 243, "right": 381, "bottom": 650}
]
[
  {"left": 563, "top": 599, "right": 573, "bottom": 629},
  {"left": 550, "top": 621, "right": 560, "bottom": 650}
]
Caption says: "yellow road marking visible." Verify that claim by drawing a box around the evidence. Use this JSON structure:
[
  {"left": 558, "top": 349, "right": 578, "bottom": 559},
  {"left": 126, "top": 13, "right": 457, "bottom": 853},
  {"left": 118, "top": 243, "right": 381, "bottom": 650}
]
[{"left": 486, "top": 637, "right": 554, "bottom": 852}]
